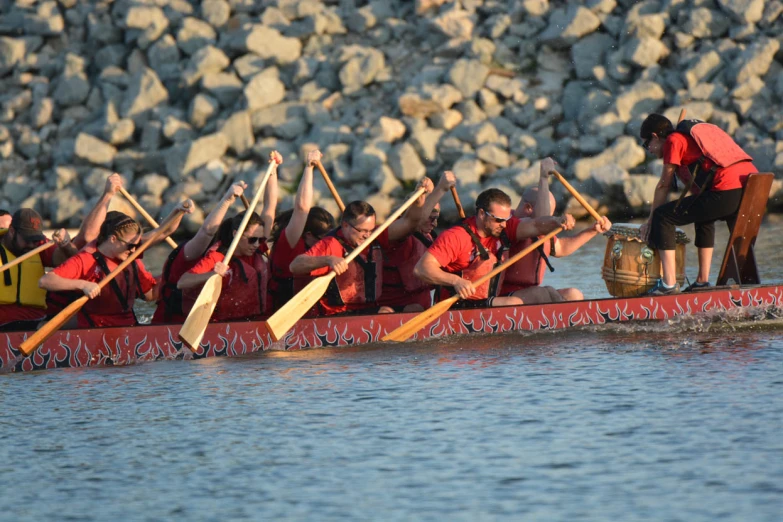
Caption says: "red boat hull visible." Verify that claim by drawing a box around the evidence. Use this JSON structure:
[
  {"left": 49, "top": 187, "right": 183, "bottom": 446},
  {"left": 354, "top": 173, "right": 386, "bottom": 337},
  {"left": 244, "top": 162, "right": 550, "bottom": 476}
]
[{"left": 3, "top": 285, "right": 782, "bottom": 373}]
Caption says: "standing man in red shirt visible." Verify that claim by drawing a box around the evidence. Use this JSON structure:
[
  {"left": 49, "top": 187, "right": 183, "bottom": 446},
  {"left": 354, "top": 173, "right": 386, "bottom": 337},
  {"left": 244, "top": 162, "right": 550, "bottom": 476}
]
[
  {"left": 289, "top": 180, "right": 432, "bottom": 316},
  {"left": 0, "top": 209, "right": 77, "bottom": 331},
  {"left": 414, "top": 188, "right": 575, "bottom": 308},
  {"left": 639, "top": 113, "right": 758, "bottom": 295}
]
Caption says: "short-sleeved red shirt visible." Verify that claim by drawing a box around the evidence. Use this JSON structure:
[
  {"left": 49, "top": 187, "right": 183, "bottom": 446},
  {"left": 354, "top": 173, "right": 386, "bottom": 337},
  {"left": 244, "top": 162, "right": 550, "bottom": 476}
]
[
  {"left": 302, "top": 228, "right": 391, "bottom": 315},
  {"left": 664, "top": 132, "right": 756, "bottom": 192},
  {"left": 51, "top": 251, "right": 157, "bottom": 327},
  {"left": 0, "top": 241, "right": 62, "bottom": 326},
  {"left": 428, "top": 217, "right": 520, "bottom": 273},
  {"left": 378, "top": 234, "right": 433, "bottom": 309},
  {"left": 150, "top": 244, "right": 201, "bottom": 324},
  {"left": 270, "top": 227, "right": 307, "bottom": 280}
]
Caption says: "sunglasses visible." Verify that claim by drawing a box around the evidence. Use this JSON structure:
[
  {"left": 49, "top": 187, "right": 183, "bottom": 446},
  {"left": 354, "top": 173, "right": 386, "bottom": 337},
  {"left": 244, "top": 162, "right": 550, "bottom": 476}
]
[
  {"left": 642, "top": 138, "right": 651, "bottom": 150},
  {"left": 481, "top": 209, "right": 510, "bottom": 224},
  {"left": 244, "top": 236, "right": 265, "bottom": 245},
  {"left": 427, "top": 214, "right": 440, "bottom": 223},
  {"left": 115, "top": 236, "right": 142, "bottom": 251}
]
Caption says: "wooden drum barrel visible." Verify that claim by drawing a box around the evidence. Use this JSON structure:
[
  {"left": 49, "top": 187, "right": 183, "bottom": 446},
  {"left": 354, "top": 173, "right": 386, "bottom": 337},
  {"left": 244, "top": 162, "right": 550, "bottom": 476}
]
[{"left": 601, "top": 224, "right": 689, "bottom": 297}]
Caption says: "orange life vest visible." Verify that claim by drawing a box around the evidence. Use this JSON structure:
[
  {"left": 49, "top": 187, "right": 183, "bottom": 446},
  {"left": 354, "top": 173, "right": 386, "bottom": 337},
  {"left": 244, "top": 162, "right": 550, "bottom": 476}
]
[
  {"left": 383, "top": 232, "right": 434, "bottom": 293},
  {"left": 325, "top": 232, "right": 383, "bottom": 306},
  {"left": 457, "top": 223, "right": 509, "bottom": 300},
  {"left": 80, "top": 251, "right": 140, "bottom": 326},
  {"left": 214, "top": 251, "right": 269, "bottom": 321},
  {"left": 503, "top": 236, "right": 556, "bottom": 288}
]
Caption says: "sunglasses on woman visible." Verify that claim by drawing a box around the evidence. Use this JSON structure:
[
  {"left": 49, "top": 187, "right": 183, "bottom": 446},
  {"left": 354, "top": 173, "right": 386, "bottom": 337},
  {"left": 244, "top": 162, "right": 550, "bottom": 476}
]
[
  {"left": 115, "top": 236, "right": 142, "bottom": 251},
  {"left": 244, "top": 236, "right": 265, "bottom": 245}
]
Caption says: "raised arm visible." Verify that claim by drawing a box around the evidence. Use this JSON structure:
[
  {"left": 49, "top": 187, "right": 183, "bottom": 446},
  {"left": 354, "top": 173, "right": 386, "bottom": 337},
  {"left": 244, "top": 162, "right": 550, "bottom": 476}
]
[
  {"left": 183, "top": 182, "right": 247, "bottom": 261},
  {"left": 534, "top": 158, "right": 554, "bottom": 218},
  {"left": 421, "top": 171, "right": 456, "bottom": 220},
  {"left": 72, "top": 173, "right": 123, "bottom": 249},
  {"left": 260, "top": 151, "right": 282, "bottom": 239},
  {"left": 514, "top": 214, "right": 575, "bottom": 242},
  {"left": 387, "top": 177, "right": 433, "bottom": 242},
  {"left": 284, "top": 149, "right": 321, "bottom": 248}
]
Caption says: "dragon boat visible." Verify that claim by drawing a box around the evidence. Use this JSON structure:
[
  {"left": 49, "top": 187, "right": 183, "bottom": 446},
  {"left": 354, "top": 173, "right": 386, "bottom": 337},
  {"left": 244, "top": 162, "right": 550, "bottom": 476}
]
[{"left": 3, "top": 283, "right": 782, "bottom": 373}]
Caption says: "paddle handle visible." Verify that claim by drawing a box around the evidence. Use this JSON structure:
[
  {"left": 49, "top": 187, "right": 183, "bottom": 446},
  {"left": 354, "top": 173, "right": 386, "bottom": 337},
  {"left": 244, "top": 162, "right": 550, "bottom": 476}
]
[
  {"left": 222, "top": 160, "right": 276, "bottom": 265},
  {"left": 240, "top": 195, "right": 251, "bottom": 209},
  {"left": 19, "top": 206, "right": 188, "bottom": 357},
  {"left": 119, "top": 186, "right": 178, "bottom": 249},
  {"left": 315, "top": 160, "right": 345, "bottom": 212},
  {"left": 343, "top": 187, "right": 427, "bottom": 266},
  {"left": 678, "top": 108, "right": 686, "bottom": 123},
  {"left": 549, "top": 170, "right": 602, "bottom": 222},
  {"left": 0, "top": 241, "right": 54, "bottom": 275},
  {"left": 471, "top": 228, "right": 563, "bottom": 290},
  {"left": 450, "top": 187, "right": 466, "bottom": 219}
]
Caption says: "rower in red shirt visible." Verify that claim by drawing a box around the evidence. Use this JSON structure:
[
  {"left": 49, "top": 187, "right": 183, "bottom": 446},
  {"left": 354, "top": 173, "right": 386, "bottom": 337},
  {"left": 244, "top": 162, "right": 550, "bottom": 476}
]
[
  {"left": 0, "top": 209, "right": 77, "bottom": 331},
  {"left": 289, "top": 179, "right": 432, "bottom": 316},
  {"left": 39, "top": 213, "right": 159, "bottom": 328},
  {"left": 177, "top": 211, "right": 271, "bottom": 322},
  {"left": 502, "top": 157, "right": 612, "bottom": 303},
  {"left": 378, "top": 171, "right": 456, "bottom": 312},
  {"left": 414, "top": 188, "right": 575, "bottom": 308},
  {"left": 268, "top": 149, "right": 335, "bottom": 313}
]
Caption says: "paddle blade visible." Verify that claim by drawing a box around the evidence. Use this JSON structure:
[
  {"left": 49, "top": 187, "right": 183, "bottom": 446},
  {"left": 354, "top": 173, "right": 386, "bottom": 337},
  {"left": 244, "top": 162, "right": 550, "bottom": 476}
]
[
  {"left": 264, "top": 273, "right": 335, "bottom": 341},
  {"left": 382, "top": 295, "right": 459, "bottom": 342},
  {"left": 178, "top": 274, "right": 223, "bottom": 352},
  {"left": 19, "top": 296, "right": 89, "bottom": 356}
]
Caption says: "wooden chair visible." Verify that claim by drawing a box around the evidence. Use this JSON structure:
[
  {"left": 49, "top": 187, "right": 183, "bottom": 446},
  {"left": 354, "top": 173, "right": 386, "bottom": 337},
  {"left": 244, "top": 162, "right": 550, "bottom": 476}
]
[{"left": 716, "top": 173, "right": 774, "bottom": 286}]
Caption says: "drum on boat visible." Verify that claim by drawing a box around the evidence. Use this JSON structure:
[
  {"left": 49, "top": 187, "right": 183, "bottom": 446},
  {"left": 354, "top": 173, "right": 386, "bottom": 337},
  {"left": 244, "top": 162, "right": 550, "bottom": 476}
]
[{"left": 601, "top": 223, "right": 689, "bottom": 297}]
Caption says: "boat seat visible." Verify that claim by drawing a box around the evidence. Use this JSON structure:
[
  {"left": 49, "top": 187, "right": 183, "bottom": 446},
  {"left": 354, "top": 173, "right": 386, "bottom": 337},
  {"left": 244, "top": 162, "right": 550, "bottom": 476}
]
[{"left": 716, "top": 172, "right": 774, "bottom": 286}]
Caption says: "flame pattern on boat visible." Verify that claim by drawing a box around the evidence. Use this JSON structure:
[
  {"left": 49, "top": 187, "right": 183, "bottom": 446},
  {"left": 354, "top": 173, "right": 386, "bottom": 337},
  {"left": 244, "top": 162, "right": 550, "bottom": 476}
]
[{"left": 2, "top": 286, "right": 782, "bottom": 373}]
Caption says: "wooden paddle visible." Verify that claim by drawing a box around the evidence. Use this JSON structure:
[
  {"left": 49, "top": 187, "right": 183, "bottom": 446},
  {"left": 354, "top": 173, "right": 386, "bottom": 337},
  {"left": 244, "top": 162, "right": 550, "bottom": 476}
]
[
  {"left": 314, "top": 160, "right": 345, "bottom": 212},
  {"left": 264, "top": 186, "right": 428, "bottom": 341},
  {"left": 18, "top": 205, "right": 189, "bottom": 357},
  {"left": 548, "top": 169, "right": 602, "bottom": 221},
  {"left": 179, "top": 160, "right": 278, "bottom": 352},
  {"left": 451, "top": 187, "right": 466, "bottom": 219},
  {"left": 0, "top": 241, "right": 54, "bottom": 275},
  {"left": 382, "top": 227, "right": 563, "bottom": 342},
  {"left": 240, "top": 194, "right": 251, "bottom": 209},
  {"left": 119, "top": 186, "right": 178, "bottom": 249}
]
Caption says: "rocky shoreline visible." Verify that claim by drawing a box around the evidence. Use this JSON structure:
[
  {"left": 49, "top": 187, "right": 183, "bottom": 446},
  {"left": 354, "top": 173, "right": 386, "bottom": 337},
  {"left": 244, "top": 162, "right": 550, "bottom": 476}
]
[{"left": 1, "top": 0, "right": 782, "bottom": 232}]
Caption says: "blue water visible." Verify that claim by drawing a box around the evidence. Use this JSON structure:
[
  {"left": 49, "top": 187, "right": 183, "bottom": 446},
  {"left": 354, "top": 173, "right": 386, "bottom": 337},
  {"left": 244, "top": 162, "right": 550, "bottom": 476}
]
[
  {"left": 1, "top": 221, "right": 782, "bottom": 521},
  {"left": 2, "top": 325, "right": 782, "bottom": 521}
]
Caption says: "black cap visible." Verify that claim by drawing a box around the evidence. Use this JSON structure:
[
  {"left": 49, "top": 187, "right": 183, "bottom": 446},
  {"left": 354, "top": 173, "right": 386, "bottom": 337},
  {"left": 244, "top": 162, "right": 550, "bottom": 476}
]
[{"left": 11, "top": 209, "right": 46, "bottom": 243}]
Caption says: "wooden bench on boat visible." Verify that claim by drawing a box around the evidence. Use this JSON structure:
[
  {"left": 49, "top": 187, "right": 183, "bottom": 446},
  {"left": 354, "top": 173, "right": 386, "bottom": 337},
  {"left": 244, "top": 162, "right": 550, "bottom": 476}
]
[{"left": 717, "top": 172, "right": 774, "bottom": 286}]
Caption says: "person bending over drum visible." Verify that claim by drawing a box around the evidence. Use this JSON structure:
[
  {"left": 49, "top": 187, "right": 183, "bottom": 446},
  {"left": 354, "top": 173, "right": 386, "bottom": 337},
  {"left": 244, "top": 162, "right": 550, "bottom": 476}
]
[{"left": 639, "top": 113, "right": 757, "bottom": 295}]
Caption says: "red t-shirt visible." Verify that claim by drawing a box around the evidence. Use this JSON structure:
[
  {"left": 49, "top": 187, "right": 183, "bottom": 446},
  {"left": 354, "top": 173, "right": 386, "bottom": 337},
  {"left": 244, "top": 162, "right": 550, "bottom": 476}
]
[
  {"left": 378, "top": 234, "right": 433, "bottom": 309},
  {"left": 51, "top": 251, "right": 157, "bottom": 327},
  {"left": 0, "top": 242, "right": 60, "bottom": 326},
  {"left": 303, "top": 229, "right": 391, "bottom": 315},
  {"left": 186, "top": 245, "right": 268, "bottom": 321},
  {"left": 664, "top": 132, "right": 756, "bottom": 192}
]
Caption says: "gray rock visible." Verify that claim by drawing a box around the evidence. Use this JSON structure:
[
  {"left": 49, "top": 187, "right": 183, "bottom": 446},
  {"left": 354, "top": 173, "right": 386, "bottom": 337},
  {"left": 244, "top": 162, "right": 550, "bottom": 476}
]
[
  {"left": 201, "top": 0, "right": 231, "bottom": 27},
  {"left": 717, "top": 0, "right": 765, "bottom": 23},
  {"left": 624, "top": 37, "right": 670, "bottom": 68},
  {"left": 728, "top": 37, "right": 780, "bottom": 85},
  {"left": 477, "top": 144, "right": 510, "bottom": 168},
  {"left": 339, "top": 47, "right": 385, "bottom": 94},
  {"left": 3, "top": 175, "right": 34, "bottom": 202},
  {"left": 123, "top": 5, "right": 169, "bottom": 49},
  {"left": 165, "top": 132, "right": 229, "bottom": 180},
  {"left": 201, "top": 71, "right": 244, "bottom": 107},
  {"left": 614, "top": 80, "right": 666, "bottom": 122},
  {"left": 624, "top": 174, "right": 659, "bottom": 211},
  {"left": 539, "top": 5, "right": 601, "bottom": 49},
  {"left": 373, "top": 117, "right": 406, "bottom": 143},
  {"left": 244, "top": 67, "right": 286, "bottom": 110},
  {"left": 447, "top": 59, "right": 489, "bottom": 98},
  {"left": 452, "top": 120, "right": 501, "bottom": 148},
  {"left": 431, "top": 9, "right": 475, "bottom": 39},
  {"left": 104, "top": 119, "right": 135, "bottom": 145},
  {"left": 351, "top": 141, "right": 388, "bottom": 178},
  {"left": 48, "top": 186, "right": 86, "bottom": 226},
  {"left": 177, "top": 17, "right": 217, "bottom": 55},
  {"left": 710, "top": 109, "right": 741, "bottom": 135},
  {"left": 683, "top": 8, "right": 730, "bottom": 39},
  {"left": 0, "top": 37, "right": 25, "bottom": 76},
  {"left": 120, "top": 67, "right": 169, "bottom": 123},
  {"left": 134, "top": 173, "right": 171, "bottom": 198},
  {"left": 194, "top": 160, "right": 226, "bottom": 193},
  {"left": 573, "top": 137, "right": 646, "bottom": 181},
  {"left": 53, "top": 53, "right": 90, "bottom": 107},
  {"left": 571, "top": 33, "right": 615, "bottom": 80},
  {"left": 189, "top": 93, "right": 220, "bottom": 129},
  {"left": 220, "top": 111, "right": 255, "bottom": 154},
  {"left": 182, "top": 45, "right": 230, "bottom": 87},
  {"left": 389, "top": 141, "right": 426, "bottom": 182},
  {"left": 682, "top": 50, "right": 722, "bottom": 89},
  {"left": 370, "top": 165, "right": 402, "bottom": 194},
  {"left": 229, "top": 25, "right": 302, "bottom": 65},
  {"left": 140, "top": 121, "right": 163, "bottom": 151},
  {"left": 51, "top": 166, "right": 79, "bottom": 190},
  {"left": 451, "top": 155, "right": 486, "bottom": 186},
  {"left": 398, "top": 84, "right": 464, "bottom": 118},
  {"left": 147, "top": 35, "right": 182, "bottom": 80},
  {"left": 409, "top": 122, "right": 444, "bottom": 162},
  {"left": 429, "top": 109, "right": 463, "bottom": 130},
  {"left": 233, "top": 53, "right": 266, "bottom": 81},
  {"left": 163, "top": 116, "right": 196, "bottom": 143},
  {"left": 74, "top": 133, "right": 117, "bottom": 167},
  {"left": 30, "top": 97, "right": 53, "bottom": 129}
]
